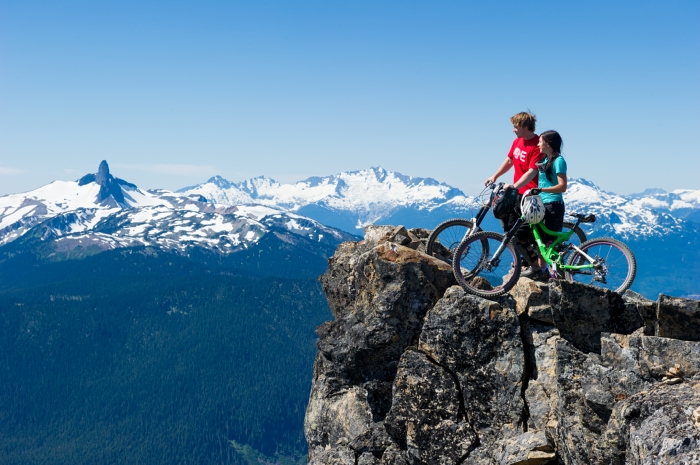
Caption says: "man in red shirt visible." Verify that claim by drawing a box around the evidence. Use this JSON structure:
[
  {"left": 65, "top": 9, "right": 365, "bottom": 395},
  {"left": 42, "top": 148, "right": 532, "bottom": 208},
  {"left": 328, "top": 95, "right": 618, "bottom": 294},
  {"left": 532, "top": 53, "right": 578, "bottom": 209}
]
[
  {"left": 486, "top": 111, "right": 541, "bottom": 195},
  {"left": 485, "top": 111, "right": 543, "bottom": 275}
]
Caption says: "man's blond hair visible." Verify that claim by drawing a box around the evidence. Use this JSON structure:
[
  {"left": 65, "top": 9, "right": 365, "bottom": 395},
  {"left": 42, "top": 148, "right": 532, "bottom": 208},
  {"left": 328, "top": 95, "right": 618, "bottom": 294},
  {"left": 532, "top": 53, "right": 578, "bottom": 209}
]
[{"left": 510, "top": 112, "right": 536, "bottom": 132}]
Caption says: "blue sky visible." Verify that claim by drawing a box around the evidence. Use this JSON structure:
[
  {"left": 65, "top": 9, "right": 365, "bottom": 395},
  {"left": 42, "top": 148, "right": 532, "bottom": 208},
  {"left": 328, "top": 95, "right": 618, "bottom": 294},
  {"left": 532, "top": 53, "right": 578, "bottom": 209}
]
[{"left": 1, "top": 0, "right": 698, "bottom": 196}]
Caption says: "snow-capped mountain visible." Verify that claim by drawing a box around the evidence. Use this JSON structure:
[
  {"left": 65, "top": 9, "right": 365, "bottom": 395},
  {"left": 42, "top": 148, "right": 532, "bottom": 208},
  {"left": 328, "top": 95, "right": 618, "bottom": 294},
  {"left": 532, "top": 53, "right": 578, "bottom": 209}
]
[
  {"left": 2, "top": 162, "right": 699, "bottom": 298},
  {"left": 626, "top": 187, "right": 700, "bottom": 223},
  {"left": 0, "top": 161, "right": 353, "bottom": 256},
  {"left": 563, "top": 179, "right": 686, "bottom": 237},
  {"left": 179, "top": 167, "right": 700, "bottom": 239},
  {"left": 178, "top": 168, "right": 472, "bottom": 233},
  {"left": 2, "top": 162, "right": 699, "bottom": 259}
]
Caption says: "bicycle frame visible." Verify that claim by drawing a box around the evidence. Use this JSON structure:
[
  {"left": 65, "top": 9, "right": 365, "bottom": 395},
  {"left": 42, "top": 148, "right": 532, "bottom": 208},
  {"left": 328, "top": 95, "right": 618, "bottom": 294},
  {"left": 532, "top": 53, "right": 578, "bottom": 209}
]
[
  {"left": 530, "top": 222, "right": 596, "bottom": 275},
  {"left": 487, "top": 216, "right": 596, "bottom": 274}
]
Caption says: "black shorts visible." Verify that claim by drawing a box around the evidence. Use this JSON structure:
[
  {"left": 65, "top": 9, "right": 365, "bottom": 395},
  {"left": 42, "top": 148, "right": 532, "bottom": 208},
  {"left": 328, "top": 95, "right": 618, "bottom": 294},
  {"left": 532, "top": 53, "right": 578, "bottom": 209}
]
[{"left": 542, "top": 201, "right": 565, "bottom": 242}]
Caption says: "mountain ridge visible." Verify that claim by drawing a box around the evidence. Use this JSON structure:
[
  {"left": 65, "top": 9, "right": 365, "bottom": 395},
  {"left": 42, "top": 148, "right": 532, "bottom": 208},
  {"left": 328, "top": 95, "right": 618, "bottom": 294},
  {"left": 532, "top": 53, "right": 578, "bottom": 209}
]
[
  {"left": 0, "top": 161, "right": 355, "bottom": 258},
  {"left": 178, "top": 167, "right": 700, "bottom": 239},
  {"left": 5, "top": 163, "right": 698, "bottom": 243}
]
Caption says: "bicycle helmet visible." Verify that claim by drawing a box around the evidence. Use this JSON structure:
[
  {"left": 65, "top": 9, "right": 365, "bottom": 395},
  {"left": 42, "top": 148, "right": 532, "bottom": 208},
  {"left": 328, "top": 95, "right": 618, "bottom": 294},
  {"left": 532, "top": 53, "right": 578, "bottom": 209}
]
[{"left": 520, "top": 190, "right": 545, "bottom": 224}]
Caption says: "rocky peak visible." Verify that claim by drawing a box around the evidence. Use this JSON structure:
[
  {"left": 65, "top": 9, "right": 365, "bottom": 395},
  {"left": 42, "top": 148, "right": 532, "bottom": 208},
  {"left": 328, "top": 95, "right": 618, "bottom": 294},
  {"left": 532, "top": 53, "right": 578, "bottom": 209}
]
[
  {"left": 305, "top": 225, "right": 700, "bottom": 464},
  {"left": 206, "top": 175, "right": 233, "bottom": 189},
  {"left": 95, "top": 160, "right": 110, "bottom": 185},
  {"left": 77, "top": 160, "right": 136, "bottom": 207}
]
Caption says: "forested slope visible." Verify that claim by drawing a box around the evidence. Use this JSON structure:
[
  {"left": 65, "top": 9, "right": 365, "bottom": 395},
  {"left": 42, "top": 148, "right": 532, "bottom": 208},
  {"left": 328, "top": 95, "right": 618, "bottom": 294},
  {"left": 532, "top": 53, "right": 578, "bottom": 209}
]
[{"left": 0, "top": 244, "right": 330, "bottom": 464}]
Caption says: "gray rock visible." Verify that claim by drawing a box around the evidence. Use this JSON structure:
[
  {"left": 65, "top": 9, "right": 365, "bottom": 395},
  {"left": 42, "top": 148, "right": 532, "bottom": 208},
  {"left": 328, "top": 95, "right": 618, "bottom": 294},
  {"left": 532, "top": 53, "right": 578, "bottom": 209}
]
[
  {"left": 316, "top": 239, "right": 455, "bottom": 396},
  {"left": 363, "top": 225, "right": 396, "bottom": 248},
  {"left": 462, "top": 448, "right": 498, "bottom": 465},
  {"left": 520, "top": 323, "right": 560, "bottom": 432},
  {"left": 379, "top": 445, "right": 411, "bottom": 465},
  {"left": 624, "top": 290, "right": 657, "bottom": 336},
  {"left": 384, "top": 348, "right": 476, "bottom": 465},
  {"left": 512, "top": 278, "right": 553, "bottom": 324},
  {"left": 388, "top": 225, "right": 413, "bottom": 247},
  {"left": 348, "top": 422, "right": 395, "bottom": 459},
  {"left": 358, "top": 451, "right": 381, "bottom": 465},
  {"left": 601, "top": 333, "right": 700, "bottom": 399},
  {"left": 306, "top": 224, "right": 700, "bottom": 464},
  {"left": 552, "top": 338, "right": 611, "bottom": 464},
  {"left": 307, "top": 228, "right": 455, "bottom": 459},
  {"left": 308, "top": 447, "right": 357, "bottom": 465},
  {"left": 657, "top": 294, "right": 700, "bottom": 341},
  {"left": 305, "top": 356, "right": 373, "bottom": 457},
  {"left": 549, "top": 280, "right": 643, "bottom": 353},
  {"left": 600, "top": 378, "right": 700, "bottom": 464},
  {"left": 494, "top": 431, "right": 556, "bottom": 465},
  {"left": 418, "top": 286, "right": 526, "bottom": 450}
]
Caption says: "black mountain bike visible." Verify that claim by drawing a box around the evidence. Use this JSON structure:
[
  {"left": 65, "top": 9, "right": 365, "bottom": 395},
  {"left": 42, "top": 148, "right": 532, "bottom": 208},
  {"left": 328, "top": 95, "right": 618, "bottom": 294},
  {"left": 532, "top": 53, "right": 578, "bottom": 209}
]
[{"left": 426, "top": 183, "right": 587, "bottom": 265}]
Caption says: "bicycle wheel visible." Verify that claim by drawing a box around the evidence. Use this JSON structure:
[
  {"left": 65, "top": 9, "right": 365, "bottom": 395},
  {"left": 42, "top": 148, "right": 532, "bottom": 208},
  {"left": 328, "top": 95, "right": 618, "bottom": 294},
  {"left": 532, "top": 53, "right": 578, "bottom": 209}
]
[
  {"left": 564, "top": 237, "right": 636, "bottom": 294},
  {"left": 426, "top": 218, "right": 474, "bottom": 265},
  {"left": 562, "top": 221, "right": 587, "bottom": 247},
  {"left": 452, "top": 231, "right": 522, "bottom": 298}
]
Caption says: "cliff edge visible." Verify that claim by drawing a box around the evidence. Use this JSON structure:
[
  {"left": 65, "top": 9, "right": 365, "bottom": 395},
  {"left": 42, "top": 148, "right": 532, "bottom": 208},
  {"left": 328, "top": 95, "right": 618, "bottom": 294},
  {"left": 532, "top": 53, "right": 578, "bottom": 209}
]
[{"left": 304, "top": 225, "right": 700, "bottom": 465}]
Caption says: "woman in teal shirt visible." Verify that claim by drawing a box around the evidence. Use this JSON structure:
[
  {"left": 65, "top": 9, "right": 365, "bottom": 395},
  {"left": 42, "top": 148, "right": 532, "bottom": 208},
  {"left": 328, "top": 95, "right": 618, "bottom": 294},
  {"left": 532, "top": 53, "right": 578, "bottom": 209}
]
[
  {"left": 535, "top": 130, "right": 567, "bottom": 239},
  {"left": 510, "top": 130, "right": 567, "bottom": 279}
]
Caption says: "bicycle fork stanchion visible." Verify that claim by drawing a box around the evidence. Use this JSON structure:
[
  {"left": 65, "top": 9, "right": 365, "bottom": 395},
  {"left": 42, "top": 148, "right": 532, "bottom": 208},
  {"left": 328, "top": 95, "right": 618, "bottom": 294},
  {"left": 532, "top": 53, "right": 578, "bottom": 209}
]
[
  {"left": 461, "top": 217, "right": 480, "bottom": 244},
  {"left": 470, "top": 217, "right": 480, "bottom": 235}
]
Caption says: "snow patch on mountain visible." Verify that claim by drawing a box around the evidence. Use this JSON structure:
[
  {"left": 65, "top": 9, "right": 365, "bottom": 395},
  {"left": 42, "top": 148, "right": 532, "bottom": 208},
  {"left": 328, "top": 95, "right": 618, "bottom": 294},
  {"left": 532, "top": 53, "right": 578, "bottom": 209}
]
[
  {"left": 180, "top": 168, "right": 698, "bottom": 239},
  {"left": 184, "top": 169, "right": 447, "bottom": 215},
  {"left": 564, "top": 179, "right": 684, "bottom": 237},
  {"left": 0, "top": 162, "right": 353, "bottom": 255},
  {"left": 2, "top": 162, "right": 698, "bottom": 253},
  {"left": 179, "top": 167, "right": 473, "bottom": 222}
]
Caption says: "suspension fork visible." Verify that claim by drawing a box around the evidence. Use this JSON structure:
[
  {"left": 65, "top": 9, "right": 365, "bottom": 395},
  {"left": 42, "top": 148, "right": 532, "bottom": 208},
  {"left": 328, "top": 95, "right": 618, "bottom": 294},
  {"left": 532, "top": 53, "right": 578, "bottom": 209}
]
[
  {"left": 473, "top": 205, "right": 489, "bottom": 231},
  {"left": 460, "top": 206, "right": 489, "bottom": 243}
]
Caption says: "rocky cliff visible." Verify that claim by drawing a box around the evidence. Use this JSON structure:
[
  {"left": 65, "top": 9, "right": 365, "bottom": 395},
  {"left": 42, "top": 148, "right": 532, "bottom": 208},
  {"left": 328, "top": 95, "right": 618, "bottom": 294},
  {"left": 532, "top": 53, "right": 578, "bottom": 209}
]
[{"left": 304, "top": 225, "right": 700, "bottom": 465}]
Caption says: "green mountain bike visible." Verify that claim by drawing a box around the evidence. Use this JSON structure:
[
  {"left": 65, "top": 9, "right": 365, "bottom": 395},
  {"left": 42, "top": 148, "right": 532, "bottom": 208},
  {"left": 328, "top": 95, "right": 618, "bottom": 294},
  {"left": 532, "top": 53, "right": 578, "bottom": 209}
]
[
  {"left": 426, "top": 183, "right": 586, "bottom": 265},
  {"left": 452, "top": 211, "right": 636, "bottom": 298}
]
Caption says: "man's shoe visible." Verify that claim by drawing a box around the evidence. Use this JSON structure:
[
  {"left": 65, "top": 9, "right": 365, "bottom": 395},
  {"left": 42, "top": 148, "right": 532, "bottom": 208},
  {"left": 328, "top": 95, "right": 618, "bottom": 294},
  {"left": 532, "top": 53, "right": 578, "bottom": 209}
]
[
  {"left": 531, "top": 269, "right": 551, "bottom": 282},
  {"left": 521, "top": 266, "right": 542, "bottom": 278}
]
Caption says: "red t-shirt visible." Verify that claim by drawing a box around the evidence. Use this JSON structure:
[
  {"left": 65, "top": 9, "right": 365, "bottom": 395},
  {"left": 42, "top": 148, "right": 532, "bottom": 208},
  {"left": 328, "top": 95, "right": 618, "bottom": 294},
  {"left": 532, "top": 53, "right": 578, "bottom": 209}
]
[{"left": 507, "top": 136, "right": 541, "bottom": 194}]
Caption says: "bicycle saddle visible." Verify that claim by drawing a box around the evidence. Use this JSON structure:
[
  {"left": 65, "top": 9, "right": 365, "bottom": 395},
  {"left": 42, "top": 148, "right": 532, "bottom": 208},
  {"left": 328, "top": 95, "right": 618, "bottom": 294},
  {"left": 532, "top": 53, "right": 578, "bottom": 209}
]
[{"left": 569, "top": 213, "right": 596, "bottom": 223}]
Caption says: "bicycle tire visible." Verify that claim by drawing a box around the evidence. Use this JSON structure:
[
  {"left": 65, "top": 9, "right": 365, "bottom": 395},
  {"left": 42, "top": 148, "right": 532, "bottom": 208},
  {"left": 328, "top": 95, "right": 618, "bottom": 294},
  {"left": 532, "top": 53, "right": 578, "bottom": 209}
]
[
  {"left": 564, "top": 237, "right": 636, "bottom": 294},
  {"left": 562, "top": 221, "right": 587, "bottom": 246},
  {"left": 452, "top": 231, "right": 522, "bottom": 298},
  {"left": 426, "top": 218, "right": 474, "bottom": 265}
]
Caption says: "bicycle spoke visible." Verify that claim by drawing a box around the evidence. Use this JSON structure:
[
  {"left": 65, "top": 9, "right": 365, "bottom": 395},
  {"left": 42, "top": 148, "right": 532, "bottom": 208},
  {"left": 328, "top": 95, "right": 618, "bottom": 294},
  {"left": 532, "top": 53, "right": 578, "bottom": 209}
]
[
  {"left": 453, "top": 231, "right": 521, "bottom": 298},
  {"left": 426, "top": 219, "right": 474, "bottom": 265},
  {"left": 565, "top": 238, "right": 636, "bottom": 294}
]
